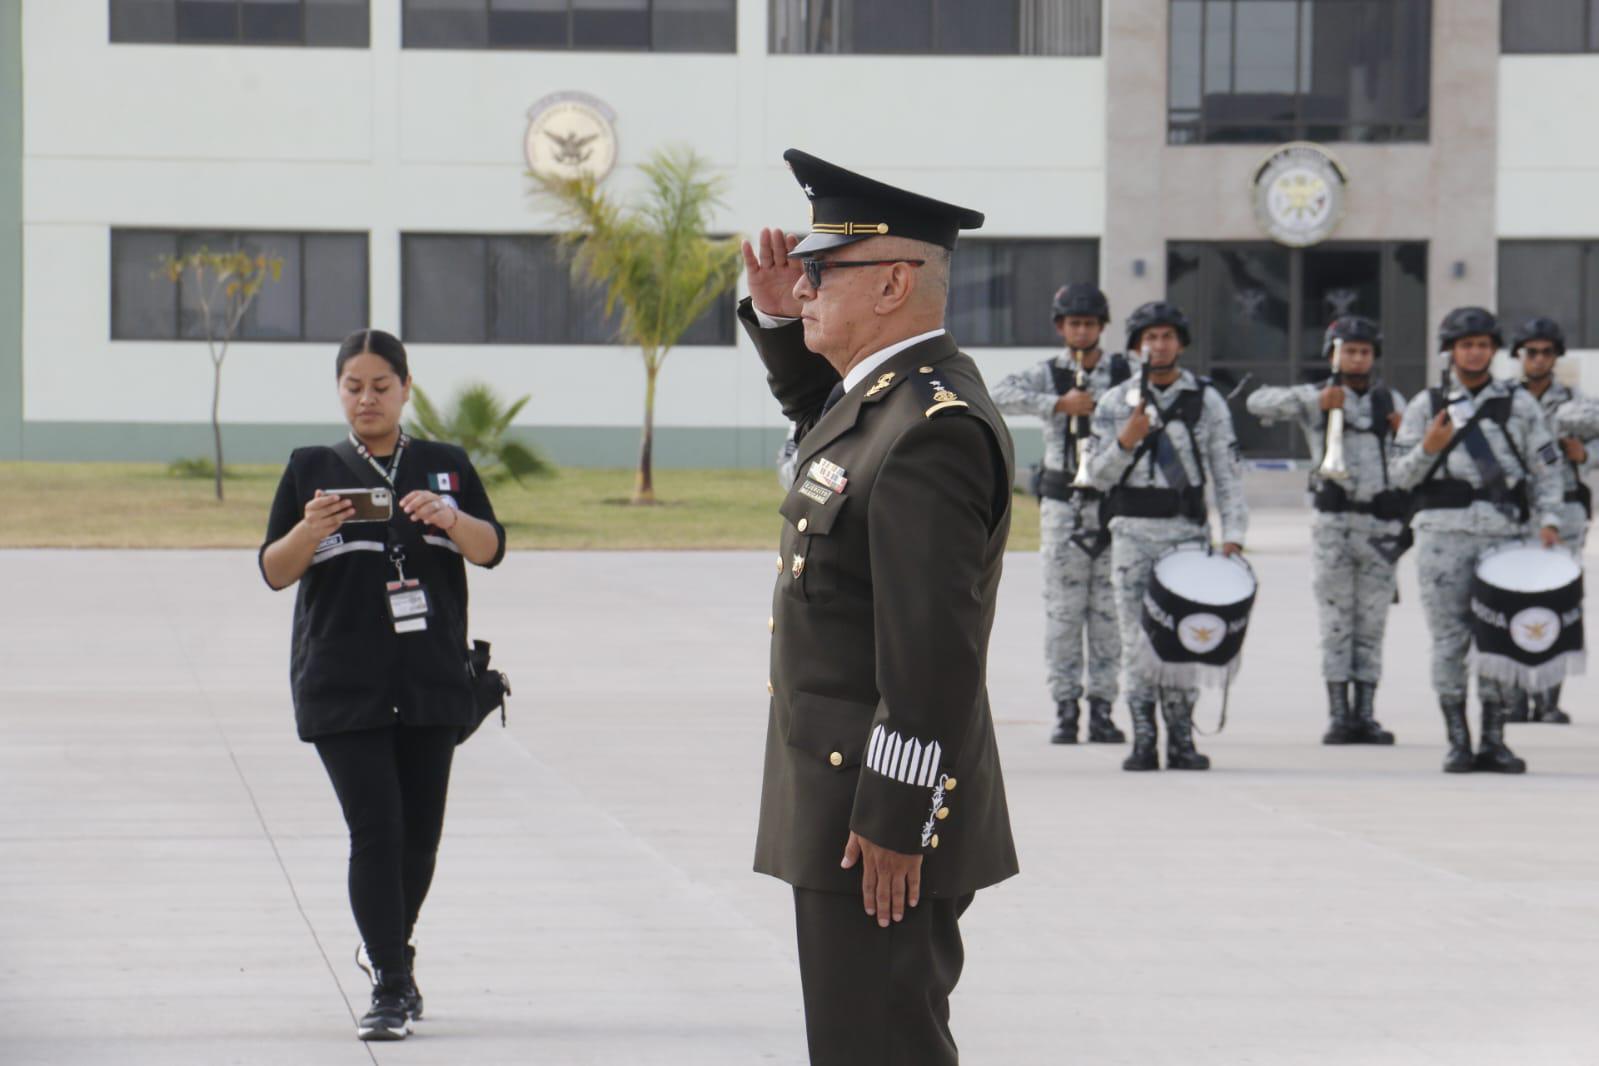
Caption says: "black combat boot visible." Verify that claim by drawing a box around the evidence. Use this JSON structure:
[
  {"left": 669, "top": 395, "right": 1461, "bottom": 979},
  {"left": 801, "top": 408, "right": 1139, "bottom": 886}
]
[
  {"left": 1504, "top": 688, "right": 1530, "bottom": 722},
  {"left": 1161, "top": 696, "right": 1210, "bottom": 771},
  {"left": 1531, "top": 685, "right": 1571, "bottom": 724},
  {"left": 357, "top": 970, "right": 412, "bottom": 1041},
  {"left": 1321, "top": 681, "right": 1358, "bottom": 745},
  {"left": 1086, "top": 698, "right": 1126, "bottom": 743},
  {"left": 1440, "top": 699, "right": 1474, "bottom": 773},
  {"left": 1050, "top": 700, "right": 1080, "bottom": 744},
  {"left": 1474, "top": 700, "right": 1527, "bottom": 774},
  {"left": 1349, "top": 681, "right": 1395, "bottom": 745},
  {"left": 1122, "top": 701, "right": 1159, "bottom": 771}
]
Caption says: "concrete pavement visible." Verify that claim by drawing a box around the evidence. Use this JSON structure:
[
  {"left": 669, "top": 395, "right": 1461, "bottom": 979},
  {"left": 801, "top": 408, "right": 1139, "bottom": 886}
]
[{"left": 1, "top": 511, "right": 1597, "bottom": 1064}]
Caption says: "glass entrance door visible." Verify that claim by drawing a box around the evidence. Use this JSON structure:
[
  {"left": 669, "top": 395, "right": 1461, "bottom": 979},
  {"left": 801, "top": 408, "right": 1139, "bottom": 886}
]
[{"left": 1166, "top": 241, "right": 1428, "bottom": 458}]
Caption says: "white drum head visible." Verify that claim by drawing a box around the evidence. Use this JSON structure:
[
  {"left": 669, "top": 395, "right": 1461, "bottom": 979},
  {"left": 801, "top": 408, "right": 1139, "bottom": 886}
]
[
  {"left": 1153, "top": 549, "right": 1256, "bottom": 607},
  {"left": 1476, "top": 546, "right": 1581, "bottom": 594}
]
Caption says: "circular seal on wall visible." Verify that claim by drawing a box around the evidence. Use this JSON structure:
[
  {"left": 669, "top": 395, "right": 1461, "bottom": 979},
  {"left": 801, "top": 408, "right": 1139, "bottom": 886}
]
[
  {"left": 525, "top": 92, "right": 618, "bottom": 183},
  {"left": 1509, "top": 606, "right": 1561, "bottom": 655},
  {"left": 1251, "top": 142, "right": 1349, "bottom": 247}
]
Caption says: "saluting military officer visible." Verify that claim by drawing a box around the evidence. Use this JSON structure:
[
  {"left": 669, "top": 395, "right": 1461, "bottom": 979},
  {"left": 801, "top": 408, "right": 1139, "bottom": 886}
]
[
  {"left": 739, "top": 149, "right": 1018, "bottom": 1066},
  {"left": 1506, "top": 316, "right": 1595, "bottom": 723},
  {"left": 1390, "top": 307, "right": 1564, "bottom": 774},
  {"left": 991, "top": 283, "right": 1129, "bottom": 745},
  {"left": 1086, "top": 302, "right": 1248, "bottom": 772},
  {"left": 1246, "top": 315, "right": 1406, "bottom": 745}
]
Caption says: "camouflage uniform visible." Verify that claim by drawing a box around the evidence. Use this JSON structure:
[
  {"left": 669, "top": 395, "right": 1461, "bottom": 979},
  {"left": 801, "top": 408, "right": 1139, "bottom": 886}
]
[
  {"left": 1249, "top": 380, "right": 1405, "bottom": 684},
  {"left": 1526, "top": 380, "right": 1595, "bottom": 548},
  {"left": 992, "top": 352, "right": 1123, "bottom": 730},
  {"left": 1087, "top": 368, "right": 1249, "bottom": 770},
  {"left": 1391, "top": 370, "right": 1565, "bottom": 771}
]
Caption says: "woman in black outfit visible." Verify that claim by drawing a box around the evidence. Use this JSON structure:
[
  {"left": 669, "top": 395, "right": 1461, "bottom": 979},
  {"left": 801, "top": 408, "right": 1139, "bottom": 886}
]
[{"left": 259, "top": 330, "right": 505, "bottom": 1041}]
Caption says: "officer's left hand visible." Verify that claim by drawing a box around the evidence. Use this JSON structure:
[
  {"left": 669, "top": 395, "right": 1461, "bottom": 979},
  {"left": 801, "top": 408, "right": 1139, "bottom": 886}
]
[
  {"left": 841, "top": 831, "right": 922, "bottom": 928},
  {"left": 1559, "top": 436, "right": 1586, "bottom": 463},
  {"left": 1221, "top": 542, "right": 1243, "bottom": 556},
  {"left": 1388, "top": 412, "right": 1403, "bottom": 434},
  {"left": 401, "top": 490, "right": 459, "bottom": 531},
  {"left": 1540, "top": 526, "right": 1561, "bottom": 548}
]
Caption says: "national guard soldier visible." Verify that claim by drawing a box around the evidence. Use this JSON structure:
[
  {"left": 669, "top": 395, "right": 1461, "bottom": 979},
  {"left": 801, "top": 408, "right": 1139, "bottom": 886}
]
[
  {"left": 1246, "top": 315, "right": 1405, "bottom": 745},
  {"left": 991, "top": 283, "right": 1129, "bottom": 745},
  {"left": 1390, "top": 307, "right": 1564, "bottom": 774},
  {"left": 1506, "top": 316, "right": 1594, "bottom": 723},
  {"left": 738, "top": 149, "right": 1018, "bottom": 1066},
  {"left": 1086, "top": 301, "right": 1248, "bottom": 772}
]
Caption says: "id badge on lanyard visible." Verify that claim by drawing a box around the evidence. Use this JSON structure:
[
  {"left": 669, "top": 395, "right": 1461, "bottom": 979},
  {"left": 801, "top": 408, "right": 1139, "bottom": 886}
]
[{"left": 353, "top": 432, "right": 434, "bottom": 635}]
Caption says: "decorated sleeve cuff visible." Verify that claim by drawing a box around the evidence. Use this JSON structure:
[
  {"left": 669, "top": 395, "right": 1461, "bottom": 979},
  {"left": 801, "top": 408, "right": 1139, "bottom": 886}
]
[{"left": 851, "top": 726, "right": 954, "bottom": 853}]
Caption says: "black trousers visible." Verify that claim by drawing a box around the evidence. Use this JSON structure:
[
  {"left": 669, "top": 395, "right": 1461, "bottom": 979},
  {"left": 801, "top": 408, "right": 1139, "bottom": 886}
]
[
  {"left": 315, "top": 723, "right": 457, "bottom": 974},
  {"left": 792, "top": 887, "right": 975, "bottom": 1066}
]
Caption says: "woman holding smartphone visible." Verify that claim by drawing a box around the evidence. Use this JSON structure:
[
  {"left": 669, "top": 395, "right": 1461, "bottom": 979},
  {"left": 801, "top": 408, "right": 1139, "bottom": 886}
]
[{"left": 259, "top": 329, "right": 505, "bottom": 1041}]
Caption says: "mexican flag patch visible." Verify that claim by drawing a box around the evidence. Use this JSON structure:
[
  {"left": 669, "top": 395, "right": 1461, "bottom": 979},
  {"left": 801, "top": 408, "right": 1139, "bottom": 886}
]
[{"left": 430, "top": 472, "right": 459, "bottom": 492}]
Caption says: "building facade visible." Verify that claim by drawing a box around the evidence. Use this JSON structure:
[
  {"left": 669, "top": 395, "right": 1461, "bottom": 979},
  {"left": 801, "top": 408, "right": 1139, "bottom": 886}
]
[{"left": 2, "top": 0, "right": 1597, "bottom": 466}]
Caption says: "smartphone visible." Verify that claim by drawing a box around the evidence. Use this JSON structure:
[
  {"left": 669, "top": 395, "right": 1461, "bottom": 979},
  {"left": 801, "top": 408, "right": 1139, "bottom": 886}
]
[
  {"left": 1446, "top": 391, "right": 1475, "bottom": 429},
  {"left": 324, "top": 488, "right": 393, "bottom": 523}
]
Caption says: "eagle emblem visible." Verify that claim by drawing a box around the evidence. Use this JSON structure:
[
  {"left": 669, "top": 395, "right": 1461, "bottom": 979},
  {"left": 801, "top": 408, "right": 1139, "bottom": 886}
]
[
  {"left": 866, "top": 372, "right": 896, "bottom": 397},
  {"left": 545, "top": 128, "right": 600, "bottom": 166}
]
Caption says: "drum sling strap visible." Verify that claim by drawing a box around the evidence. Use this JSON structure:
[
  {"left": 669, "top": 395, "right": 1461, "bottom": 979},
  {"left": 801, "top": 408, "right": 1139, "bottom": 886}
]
[
  {"left": 1107, "top": 385, "right": 1209, "bottom": 524},
  {"left": 1417, "top": 389, "right": 1532, "bottom": 524}
]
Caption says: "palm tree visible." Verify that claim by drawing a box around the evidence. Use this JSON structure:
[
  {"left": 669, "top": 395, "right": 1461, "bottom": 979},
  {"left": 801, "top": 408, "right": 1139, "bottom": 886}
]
[
  {"left": 534, "top": 146, "right": 743, "bottom": 504},
  {"left": 407, "top": 382, "right": 553, "bottom": 484}
]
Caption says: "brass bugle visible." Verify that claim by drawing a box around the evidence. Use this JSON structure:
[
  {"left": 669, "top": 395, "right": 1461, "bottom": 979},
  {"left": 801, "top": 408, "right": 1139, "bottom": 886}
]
[{"left": 1318, "top": 338, "right": 1351, "bottom": 481}]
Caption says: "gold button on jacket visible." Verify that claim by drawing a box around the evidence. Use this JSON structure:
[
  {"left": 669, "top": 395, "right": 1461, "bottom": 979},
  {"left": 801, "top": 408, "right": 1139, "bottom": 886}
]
[{"left": 742, "top": 298, "right": 1019, "bottom": 900}]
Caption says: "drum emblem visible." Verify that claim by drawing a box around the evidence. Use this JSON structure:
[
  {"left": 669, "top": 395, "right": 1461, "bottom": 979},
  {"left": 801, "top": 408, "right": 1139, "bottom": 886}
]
[
  {"left": 1177, "top": 613, "right": 1227, "bottom": 655},
  {"left": 1509, "top": 607, "right": 1562, "bottom": 655}
]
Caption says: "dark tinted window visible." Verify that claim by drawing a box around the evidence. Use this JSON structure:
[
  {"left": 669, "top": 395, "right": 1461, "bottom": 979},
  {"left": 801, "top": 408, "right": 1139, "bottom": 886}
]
[
  {"left": 1168, "top": 0, "right": 1431, "bottom": 144},
  {"left": 1168, "top": 240, "right": 1428, "bottom": 458},
  {"left": 111, "top": 229, "right": 368, "bottom": 342},
  {"left": 770, "top": 0, "right": 1099, "bottom": 55},
  {"left": 947, "top": 239, "right": 1100, "bottom": 347},
  {"left": 403, "top": 0, "right": 736, "bottom": 51},
  {"left": 1499, "top": 241, "right": 1599, "bottom": 348},
  {"left": 402, "top": 233, "right": 736, "bottom": 345},
  {"left": 1502, "top": 0, "right": 1599, "bottom": 53},
  {"left": 110, "top": 0, "right": 370, "bottom": 45}
]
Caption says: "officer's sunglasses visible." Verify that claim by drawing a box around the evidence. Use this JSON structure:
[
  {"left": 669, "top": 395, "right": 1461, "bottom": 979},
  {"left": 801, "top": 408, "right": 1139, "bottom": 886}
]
[
  {"left": 802, "top": 257, "right": 925, "bottom": 291},
  {"left": 1520, "top": 344, "right": 1559, "bottom": 357}
]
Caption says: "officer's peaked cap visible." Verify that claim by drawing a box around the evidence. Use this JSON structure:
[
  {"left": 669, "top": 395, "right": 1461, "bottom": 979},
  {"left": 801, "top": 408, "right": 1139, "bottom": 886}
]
[{"left": 785, "top": 149, "right": 985, "bottom": 256}]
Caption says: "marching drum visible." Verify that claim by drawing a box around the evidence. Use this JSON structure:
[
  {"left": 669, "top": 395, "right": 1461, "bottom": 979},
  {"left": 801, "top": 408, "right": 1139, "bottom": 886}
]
[
  {"left": 1139, "top": 544, "right": 1258, "bottom": 688},
  {"left": 1470, "top": 544, "right": 1586, "bottom": 691}
]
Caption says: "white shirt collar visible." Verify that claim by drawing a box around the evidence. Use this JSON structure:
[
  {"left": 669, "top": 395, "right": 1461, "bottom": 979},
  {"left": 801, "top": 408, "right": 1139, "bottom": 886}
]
[{"left": 841, "top": 328, "right": 947, "bottom": 393}]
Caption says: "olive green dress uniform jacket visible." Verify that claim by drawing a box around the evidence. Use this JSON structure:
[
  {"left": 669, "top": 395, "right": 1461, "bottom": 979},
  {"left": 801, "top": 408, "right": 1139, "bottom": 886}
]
[{"left": 741, "top": 299, "right": 1020, "bottom": 900}]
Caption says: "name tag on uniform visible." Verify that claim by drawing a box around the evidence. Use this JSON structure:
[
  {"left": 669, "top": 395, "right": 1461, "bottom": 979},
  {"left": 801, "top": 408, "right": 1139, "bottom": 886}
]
[{"left": 386, "top": 578, "right": 432, "bottom": 634}]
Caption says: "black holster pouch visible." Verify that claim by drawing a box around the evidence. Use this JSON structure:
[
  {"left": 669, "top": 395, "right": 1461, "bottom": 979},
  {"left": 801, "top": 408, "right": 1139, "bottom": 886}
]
[{"left": 460, "top": 639, "right": 512, "bottom": 744}]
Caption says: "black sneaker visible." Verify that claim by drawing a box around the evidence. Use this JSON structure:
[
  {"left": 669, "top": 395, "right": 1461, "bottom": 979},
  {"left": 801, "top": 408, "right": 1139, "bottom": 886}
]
[
  {"left": 357, "top": 942, "right": 423, "bottom": 1020},
  {"left": 357, "top": 974, "right": 412, "bottom": 1042}
]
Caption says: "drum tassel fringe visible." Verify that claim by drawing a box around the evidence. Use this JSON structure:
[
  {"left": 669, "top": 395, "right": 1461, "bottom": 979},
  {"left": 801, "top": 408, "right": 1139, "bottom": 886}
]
[
  {"left": 1471, "top": 649, "right": 1586, "bottom": 692},
  {"left": 1134, "top": 633, "right": 1244, "bottom": 690}
]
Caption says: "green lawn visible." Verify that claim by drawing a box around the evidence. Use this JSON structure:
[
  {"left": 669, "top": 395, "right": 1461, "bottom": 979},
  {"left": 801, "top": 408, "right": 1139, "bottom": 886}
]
[{"left": 0, "top": 463, "right": 1042, "bottom": 552}]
